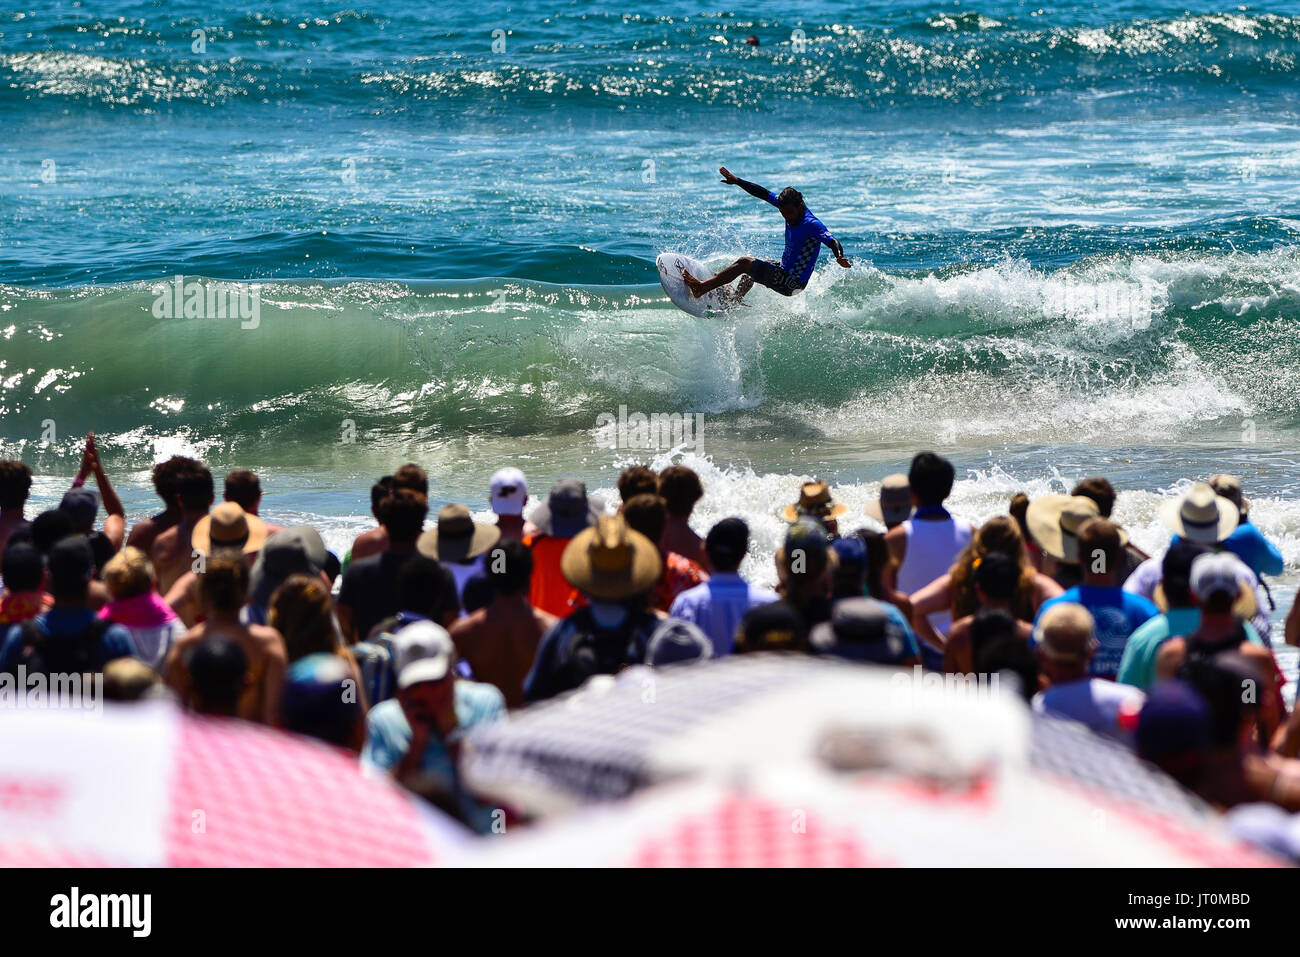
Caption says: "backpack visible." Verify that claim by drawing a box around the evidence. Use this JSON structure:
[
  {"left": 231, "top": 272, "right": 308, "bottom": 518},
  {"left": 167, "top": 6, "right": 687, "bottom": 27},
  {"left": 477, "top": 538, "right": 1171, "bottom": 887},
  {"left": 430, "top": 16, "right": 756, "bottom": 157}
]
[
  {"left": 11, "top": 616, "right": 111, "bottom": 678},
  {"left": 551, "top": 606, "right": 657, "bottom": 694},
  {"left": 1177, "top": 621, "right": 1249, "bottom": 683},
  {"left": 351, "top": 636, "right": 396, "bottom": 706}
]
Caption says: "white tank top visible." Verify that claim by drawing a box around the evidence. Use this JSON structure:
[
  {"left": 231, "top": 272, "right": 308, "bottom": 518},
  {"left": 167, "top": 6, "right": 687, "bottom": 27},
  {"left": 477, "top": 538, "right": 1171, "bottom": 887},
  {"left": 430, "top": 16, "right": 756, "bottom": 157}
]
[{"left": 897, "top": 516, "right": 972, "bottom": 637}]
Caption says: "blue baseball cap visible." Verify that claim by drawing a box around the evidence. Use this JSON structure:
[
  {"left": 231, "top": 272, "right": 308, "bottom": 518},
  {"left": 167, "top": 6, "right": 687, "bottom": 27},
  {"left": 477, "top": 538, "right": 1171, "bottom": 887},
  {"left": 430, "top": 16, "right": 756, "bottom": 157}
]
[
  {"left": 648, "top": 619, "right": 713, "bottom": 666},
  {"left": 830, "top": 534, "right": 868, "bottom": 571},
  {"left": 281, "top": 653, "right": 363, "bottom": 748},
  {"left": 1136, "top": 680, "right": 1211, "bottom": 761},
  {"left": 809, "top": 597, "right": 910, "bottom": 664},
  {"left": 58, "top": 487, "right": 99, "bottom": 533}
]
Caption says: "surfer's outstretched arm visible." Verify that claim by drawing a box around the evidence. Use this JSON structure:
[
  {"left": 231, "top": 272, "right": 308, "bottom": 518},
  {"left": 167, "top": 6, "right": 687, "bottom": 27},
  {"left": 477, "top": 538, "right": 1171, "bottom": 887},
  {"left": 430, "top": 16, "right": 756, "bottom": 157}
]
[
  {"left": 823, "top": 234, "right": 851, "bottom": 268},
  {"left": 719, "top": 167, "right": 774, "bottom": 204}
]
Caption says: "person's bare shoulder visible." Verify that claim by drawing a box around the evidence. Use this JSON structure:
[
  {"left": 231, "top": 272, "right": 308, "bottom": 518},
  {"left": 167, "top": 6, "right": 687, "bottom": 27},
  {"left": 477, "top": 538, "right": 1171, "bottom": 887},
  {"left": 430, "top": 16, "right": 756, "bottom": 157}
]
[
  {"left": 152, "top": 524, "right": 181, "bottom": 558},
  {"left": 176, "top": 624, "right": 203, "bottom": 647},
  {"left": 350, "top": 527, "right": 386, "bottom": 561},
  {"left": 884, "top": 524, "right": 906, "bottom": 556},
  {"left": 126, "top": 519, "right": 155, "bottom": 549},
  {"left": 449, "top": 608, "right": 488, "bottom": 643},
  {"left": 1155, "top": 637, "right": 1186, "bottom": 678},
  {"left": 167, "top": 625, "right": 203, "bottom": 666},
  {"left": 1241, "top": 643, "right": 1276, "bottom": 677},
  {"left": 87, "top": 580, "right": 111, "bottom": 611},
  {"left": 250, "top": 624, "right": 288, "bottom": 659},
  {"left": 1034, "top": 572, "right": 1065, "bottom": 601}
]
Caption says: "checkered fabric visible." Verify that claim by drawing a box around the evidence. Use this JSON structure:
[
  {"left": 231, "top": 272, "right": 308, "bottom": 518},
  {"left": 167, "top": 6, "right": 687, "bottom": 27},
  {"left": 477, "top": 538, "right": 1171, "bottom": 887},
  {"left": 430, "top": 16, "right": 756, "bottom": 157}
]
[
  {"left": 0, "top": 845, "right": 116, "bottom": 867},
  {"left": 629, "top": 793, "right": 884, "bottom": 867},
  {"left": 166, "top": 715, "right": 445, "bottom": 867},
  {"left": 465, "top": 655, "right": 853, "bottom": 804},
  {"left": 464, "top": 764, "right": 1282, "bottom": 867},
  {"left": 1029, "top": 715, "right": 1213, "bottom": 821},
  {"left": 466, "top": 656, "right": 1220, "bottom": 830}
]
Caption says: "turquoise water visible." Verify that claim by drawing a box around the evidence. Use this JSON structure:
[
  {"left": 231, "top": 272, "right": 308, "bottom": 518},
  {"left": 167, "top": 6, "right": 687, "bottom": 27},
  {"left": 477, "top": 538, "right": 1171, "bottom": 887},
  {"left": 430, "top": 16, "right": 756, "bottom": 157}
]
[{"left": 2, "top": 1, "right": 1299, "bottom": 614}]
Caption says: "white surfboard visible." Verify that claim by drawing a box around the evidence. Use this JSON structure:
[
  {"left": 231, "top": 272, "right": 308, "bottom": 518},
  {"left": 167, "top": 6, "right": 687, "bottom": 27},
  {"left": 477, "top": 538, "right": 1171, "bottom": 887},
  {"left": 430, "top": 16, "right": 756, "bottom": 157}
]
[{"left": 657, "top": 251, "right": 738, "bottom": 318}]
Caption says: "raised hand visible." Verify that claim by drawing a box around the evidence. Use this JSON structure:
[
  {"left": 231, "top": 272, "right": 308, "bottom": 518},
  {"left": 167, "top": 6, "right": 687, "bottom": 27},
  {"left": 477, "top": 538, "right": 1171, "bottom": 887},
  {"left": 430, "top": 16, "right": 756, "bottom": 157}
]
[
  {"left": 719, "top": 166, "right": 739, "bottom": 185},
  {"left": 77, "top": 432, "right": 96, "bottom": 480}
]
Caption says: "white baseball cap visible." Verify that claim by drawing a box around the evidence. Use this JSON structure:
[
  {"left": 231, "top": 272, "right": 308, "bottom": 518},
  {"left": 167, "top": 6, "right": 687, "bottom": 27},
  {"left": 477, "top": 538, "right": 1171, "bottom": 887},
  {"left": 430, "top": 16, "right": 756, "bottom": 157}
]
[
  {"left": 1189, "top": 552, "right": 1251, "bottom": 609},
  {"left": 489, "top": 467, "right": 528, "bottom": 516},
  {"left": 392, "top": 621, "right": 456, "bottom": 690}
]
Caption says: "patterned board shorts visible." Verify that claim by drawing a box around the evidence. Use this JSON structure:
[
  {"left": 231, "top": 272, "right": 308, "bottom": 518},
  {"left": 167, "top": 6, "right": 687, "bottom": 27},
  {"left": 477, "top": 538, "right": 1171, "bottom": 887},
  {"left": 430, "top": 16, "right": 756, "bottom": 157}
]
[{"left": 749, "top": 259, "right": 805, "bottom": 296}]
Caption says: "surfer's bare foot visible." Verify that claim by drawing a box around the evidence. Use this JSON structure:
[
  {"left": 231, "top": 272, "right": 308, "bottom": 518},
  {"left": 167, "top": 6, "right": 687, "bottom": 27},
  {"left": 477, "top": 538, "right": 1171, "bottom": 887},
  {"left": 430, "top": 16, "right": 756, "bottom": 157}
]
[{"left": 681, "top": 269, "right": 705, "bottom": 298}]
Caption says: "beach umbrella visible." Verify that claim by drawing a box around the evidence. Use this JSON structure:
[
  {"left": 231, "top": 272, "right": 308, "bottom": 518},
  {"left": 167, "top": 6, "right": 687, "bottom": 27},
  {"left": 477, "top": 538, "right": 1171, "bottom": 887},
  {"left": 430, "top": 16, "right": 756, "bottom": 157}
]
[
  {"left": 1029, "top": 712, "right": 1212, "bottom": 820},
  {"left": 0, "top": 701, "right": 470, "bottom": 867},
  {"left": 460, "top": 654, "right": 1033, "bottom": 814},
  {"left": 464, "top": 654, "right": 1223, "bottom": 825},
  {"left": 461, "top": 761, "right": 1280, "bottom": 868}
]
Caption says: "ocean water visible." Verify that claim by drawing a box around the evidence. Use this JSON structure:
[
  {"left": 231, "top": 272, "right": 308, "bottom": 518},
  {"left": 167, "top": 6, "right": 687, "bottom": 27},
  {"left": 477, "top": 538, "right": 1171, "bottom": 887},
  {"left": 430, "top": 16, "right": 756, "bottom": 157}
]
[{"left": 3, "top": 1, "right": 1300, "bottom": 628}]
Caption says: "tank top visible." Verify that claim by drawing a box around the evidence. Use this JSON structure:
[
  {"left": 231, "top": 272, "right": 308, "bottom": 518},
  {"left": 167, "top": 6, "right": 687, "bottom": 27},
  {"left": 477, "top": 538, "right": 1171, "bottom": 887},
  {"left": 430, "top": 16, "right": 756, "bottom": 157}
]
[
  {"left": 525, "top": 534, "right": 586, "bottom": 618},
  {"left": 897, "top": 514, "right": 972, "bottom": 637}
]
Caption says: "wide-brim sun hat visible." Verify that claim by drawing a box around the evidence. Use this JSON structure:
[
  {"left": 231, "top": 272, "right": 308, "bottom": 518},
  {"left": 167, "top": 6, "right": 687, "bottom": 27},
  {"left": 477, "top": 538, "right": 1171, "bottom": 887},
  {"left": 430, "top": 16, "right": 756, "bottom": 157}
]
[
  {"left": 864, "top": 473, "right": 912, "bottom": 526},
  {"left": 560, "top": 515, "right": 661, "bottom": 601},
  {"left": 781, "top": 480, "right": 848, "bottom": 524},
  {"left": 417, "top": 504, "right": 501, "bottom": 564},
  {"left": 192, "top": 502, "right": 268, "bottom": 556},
  {"left": 249, "top": 526, "right": 329, "bottom": 607},
  {"left": 1025, "top": 494, "right": 1127, "bottom": 564},
  {"left": 1159, "top": 482, "right": 1239, "bottom": 545},
  {"left": 529, "top": 479, "right": 606, "bottom": 539}
]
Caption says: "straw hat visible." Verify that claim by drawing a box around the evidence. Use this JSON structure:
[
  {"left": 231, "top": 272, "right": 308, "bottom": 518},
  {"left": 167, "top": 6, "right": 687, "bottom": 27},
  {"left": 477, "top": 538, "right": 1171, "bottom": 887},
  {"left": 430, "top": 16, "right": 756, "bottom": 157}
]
[
  {"left": 560, "top": 515, "right": 661, "bottom": 600},
  {"left": 417, "top": 504, "right": 501, "bottom": 564},
  {"left": 781, "top": 480, "right": 848, "bottom": 523},
  {"left": 864, "top": 473, "right": 913, "bottom": 526},
  {"left": 192, "top": 502, "right": 268, "bottom": 556},
  {"left": 1153, "top": 574, "right": 1257, "bottom": 620},
  {"left": 1159, "top": 482, "right": 1238, "bottom": 545},
  {"left": 1025, "top": 495, "right": 1126, "bottom": 564},
  {"left": 1207, "top": 474, "right": 1249, "bottom": 514}
]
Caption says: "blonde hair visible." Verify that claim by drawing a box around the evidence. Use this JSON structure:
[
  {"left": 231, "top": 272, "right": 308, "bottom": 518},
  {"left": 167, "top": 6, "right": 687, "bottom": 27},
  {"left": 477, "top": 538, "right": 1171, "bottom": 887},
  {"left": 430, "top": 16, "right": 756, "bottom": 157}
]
[
  {"left": 949, "top": 516, "right": 1036, "bottom": 621},
  {"left": 1036, "top": 603, "right": 1096, "bottom": 661},
  {"left": 102, "top": 547, "right": 155, "bottom": 600},
  {"left": 269, "top": 574, "right": 338, "bottom": 663}
]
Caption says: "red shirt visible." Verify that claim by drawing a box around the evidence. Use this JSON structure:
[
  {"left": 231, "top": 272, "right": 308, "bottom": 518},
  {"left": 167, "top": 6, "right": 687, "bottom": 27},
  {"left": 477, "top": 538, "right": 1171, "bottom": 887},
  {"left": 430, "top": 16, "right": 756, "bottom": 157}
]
[
  {"left": 0, "top": 590, "right": 53, "bottom": 626},
  {"left": 651, "top": 552, "right": 706, "bottom": 613}
]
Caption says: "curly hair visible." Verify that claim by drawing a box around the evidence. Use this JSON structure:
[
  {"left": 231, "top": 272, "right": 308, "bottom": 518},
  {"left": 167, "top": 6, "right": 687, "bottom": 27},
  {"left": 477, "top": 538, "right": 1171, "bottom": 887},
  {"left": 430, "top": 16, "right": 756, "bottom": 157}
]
[
  {"left": 269, "top": 574, "right": 338, "bottom": 663},
  {"left": 948, "top": 516, "right": 1037, "bottom": 622}
]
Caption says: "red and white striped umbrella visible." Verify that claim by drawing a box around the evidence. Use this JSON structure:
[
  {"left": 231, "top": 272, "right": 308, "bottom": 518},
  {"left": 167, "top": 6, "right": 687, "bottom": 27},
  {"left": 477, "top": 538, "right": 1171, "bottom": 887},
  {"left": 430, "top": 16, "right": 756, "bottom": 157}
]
[
  {"left": 462, "top": 762, "right": 1282, "bottom": 868},
  {"left": 0, "top": 701, "right": 470, "bottom": 867}
]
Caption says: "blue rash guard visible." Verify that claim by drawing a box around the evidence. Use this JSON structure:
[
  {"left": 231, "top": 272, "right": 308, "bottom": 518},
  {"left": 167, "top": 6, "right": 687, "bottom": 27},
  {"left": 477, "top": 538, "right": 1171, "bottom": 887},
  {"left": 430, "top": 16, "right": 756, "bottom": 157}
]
[{"left": 763, "top": 189, "right": 838, "bottom": 285}]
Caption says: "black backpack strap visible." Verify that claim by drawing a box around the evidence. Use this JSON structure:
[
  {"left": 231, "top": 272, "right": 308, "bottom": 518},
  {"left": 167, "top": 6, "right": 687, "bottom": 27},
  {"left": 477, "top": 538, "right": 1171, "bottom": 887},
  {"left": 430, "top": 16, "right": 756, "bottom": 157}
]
[
  {"left": 18, "top": 617, "right": 45, "bottom": 647},
  {"left": 625, "top": 611, "right": 658, "bottom": 664},
  {"left": 70, "top": 617, "right": 113, "bottom": 674},
  {"left": 4, "top": 618, "right": 48, "bottom": 676}
]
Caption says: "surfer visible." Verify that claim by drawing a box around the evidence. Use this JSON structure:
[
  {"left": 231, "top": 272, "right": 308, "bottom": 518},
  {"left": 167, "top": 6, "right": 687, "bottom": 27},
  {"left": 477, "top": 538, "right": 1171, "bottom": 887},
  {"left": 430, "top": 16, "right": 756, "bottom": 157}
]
[{"left": 682, "top": 167, "right": 851, "bottom": 303}]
